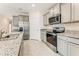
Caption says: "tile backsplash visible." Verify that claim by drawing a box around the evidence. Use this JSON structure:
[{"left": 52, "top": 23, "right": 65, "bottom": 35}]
[{"left": 64, "top": 22, "right": 79, "bottom": 31}]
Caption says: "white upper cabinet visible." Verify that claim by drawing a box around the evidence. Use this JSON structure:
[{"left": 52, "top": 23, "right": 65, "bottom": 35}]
[
  {"left": 49, "top": 8, "right": 54, "bottom": 17},
  {"left": 43, "top": 3, "right": 60, "bottom": 26},
  {"left": 43, "top": 12, "right": 50, "bottom": 25},
  {"left": 13, "top": 16, "right": 19, "bottom": 27},
  {"left": 49, "top": 3, "right": 60, "bottom": 17},
  {"left": 43, "top": 15, "right": 47, "bottom": 26},
  {"left": 46, "top": 12, "right": 50, "bottom": 25},
  {"left": 61, "top": 3, "right": 79, "bottom": 22},
  {"left": 53, "top": 4, "right": 60, "bottom": 15},
  {"left": 61, "top": 3, "right": 71, "bottom": 23},
  {"left": 71, "top": 3, "right": 79, "bottom": 22}
]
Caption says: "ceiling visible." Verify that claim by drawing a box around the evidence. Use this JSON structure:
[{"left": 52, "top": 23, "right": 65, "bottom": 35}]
[{"left": 0, "top": 3, "right": 55, "bottom": 16}]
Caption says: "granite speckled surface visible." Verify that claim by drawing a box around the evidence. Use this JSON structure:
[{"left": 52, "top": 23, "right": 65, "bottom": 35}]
[
  {"left": 41, "top": 28, "right": 79, "bottom": 39},
  {"left": 58, "top": 30, "right": 79, "bottom": 39},
  {"left": 0, "top": 32, "right": 23, "bottom": 56}
]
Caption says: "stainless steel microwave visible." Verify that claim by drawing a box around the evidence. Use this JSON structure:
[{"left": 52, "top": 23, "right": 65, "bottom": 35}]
[{"left": 49, "top": 14, "right": 61, "bottom": 25}]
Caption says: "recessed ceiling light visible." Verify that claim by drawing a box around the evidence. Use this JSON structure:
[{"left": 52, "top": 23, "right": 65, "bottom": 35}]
[{"left": 32, "top": 4, "right": 36, "bottom": 7}]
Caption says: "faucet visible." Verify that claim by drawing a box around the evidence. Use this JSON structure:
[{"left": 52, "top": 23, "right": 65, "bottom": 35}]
[{"left": 0, "top": 30, "right": 5, "bottom": 39}]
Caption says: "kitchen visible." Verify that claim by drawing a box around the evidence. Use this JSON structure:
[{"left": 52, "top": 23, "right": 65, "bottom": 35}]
[
  {"left": 41, "top": 3, "right": 79, "bottom": 56},
  {"left": 0, "top": 3, "right": 79, "bottom": 56},
  {"left": 0, "top": 3, "right": 59, "bottom": 56}
]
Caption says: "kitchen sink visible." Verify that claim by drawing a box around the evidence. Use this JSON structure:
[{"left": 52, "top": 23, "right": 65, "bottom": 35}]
[
  {"left": 4, "top": 34, "right": 19, "bottom": 39},
  {"left": 0, "top": 34, "right": 19, "bottom": 41}
]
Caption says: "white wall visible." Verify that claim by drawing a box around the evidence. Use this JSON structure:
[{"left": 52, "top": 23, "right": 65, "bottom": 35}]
[{"left": 29, "top": 11, "right": 43, "bottom": 41}]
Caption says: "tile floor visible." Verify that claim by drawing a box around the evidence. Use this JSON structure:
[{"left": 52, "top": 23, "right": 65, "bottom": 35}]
[{"left": 19, "top": 40, "right": 59, "bottom": 56}]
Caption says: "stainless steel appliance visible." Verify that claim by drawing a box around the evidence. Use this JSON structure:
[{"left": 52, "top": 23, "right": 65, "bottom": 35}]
[
  {"left": 49, "top": 14, "right": 61, "bottom": 25},
  {"left": 12, "top": 15, "right": 29, "bottom": 40},
  {"left": 53, "top": 23, "right": 65, "bottom": 33},
  {"left": 23, "top": 21, "right": 29, "bottom": 40},
  {"left": 47, "top": 23, "right": 65, "bottom": 53},
  {"left": 19, "top": 15, "right": 29, "bottom": 40}
]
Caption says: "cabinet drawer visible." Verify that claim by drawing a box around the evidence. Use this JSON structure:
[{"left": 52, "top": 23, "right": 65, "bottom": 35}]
[
  {"left": 57, "top": 36, "right": 68, "bottom": 41},
  {"left": 68, "top": 38, "right": 79, "bottom": 45}
]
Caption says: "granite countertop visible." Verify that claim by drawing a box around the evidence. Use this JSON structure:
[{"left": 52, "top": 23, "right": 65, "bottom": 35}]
[
  {"left": 58, "top": 30, "right": 79, "bottom": 39},
  {"left": 1, "top": 34, "right": 19, "bottom": 41},
  {"left": 0, "top": 32, "right": 23, "bottom": 56},
  {"left": 41, "top": 28, "right": 79, "bottom": 39},
  {"left": 41, "top": 28, "right": 53, "bottom": 32}
]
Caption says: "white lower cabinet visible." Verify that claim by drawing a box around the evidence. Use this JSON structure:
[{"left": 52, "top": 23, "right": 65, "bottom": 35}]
[
  {"left": 68, "top": 42, "right": 79, "bottom": 56},
  {"left": 58, "top": 36, "right": 79, "bottom": 56},
  {"left": 57, "top": 37, "right": 68, "bottom": 56},
  {"left": 41, "top": 30, "right": 46, "bottom": 42}
]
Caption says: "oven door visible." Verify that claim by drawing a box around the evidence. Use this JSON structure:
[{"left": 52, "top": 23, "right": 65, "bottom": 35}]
[{"left": 47, "top": 33, "right": 57, "bottom": 47}]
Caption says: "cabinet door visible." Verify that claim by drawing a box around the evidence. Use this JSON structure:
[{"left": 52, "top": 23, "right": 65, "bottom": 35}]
[
  {"left": 43, "top": 15, "right": 47, "bottom": 26},
  {"left": 49, "top": 8, "right": 54, "bottom": 17},
  {"left": 72, "top": 3, "right": 79, "bottom": 22},
  {"left": 13, "top": 16, "right": 19, "bottom": 26},
  {"left": 68, "top": 42, "right": 79, "bottom": 56},
  {"left": 57, "top": 37, "right": 68, "bottom": 56},
  {"left": 41, "top": 30, "right": 46, "bottom": 42},
  {"left": 12, "top": 16, "right": 19, "bottom": 32},
  {"left": 46, "top": 12, "right": 50, "bottom": 25},
  {"left": 53, "top": 4, "right": 60, "bottom": 15},
  {"left": 43, "top": 12, "right": 49, "bottom": 26},
  {"left": 61, "top": 3, "right": 71, "bottom": 23}
]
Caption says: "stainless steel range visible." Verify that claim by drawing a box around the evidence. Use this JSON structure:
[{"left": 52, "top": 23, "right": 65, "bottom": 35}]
[{"left": 47, "top": 23, "right": 65, "bottom": 53}]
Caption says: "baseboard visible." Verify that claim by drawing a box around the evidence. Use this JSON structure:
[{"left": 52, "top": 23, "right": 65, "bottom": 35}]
[{"left": 30, "top": 39, "right": 42, "bottom": 41}]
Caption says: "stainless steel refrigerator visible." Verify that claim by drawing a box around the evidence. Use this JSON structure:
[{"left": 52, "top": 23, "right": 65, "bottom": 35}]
[
  {"left": 23, "top": 16, "right": 29, "bottom": 40},
  {"left": 12, "top": 15, "right": 29, "bottom": 40}
]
